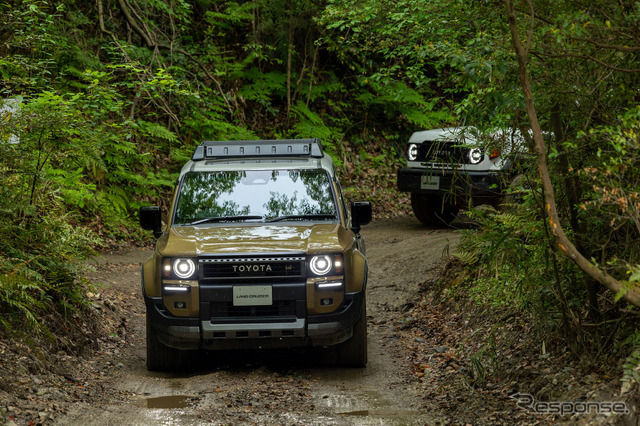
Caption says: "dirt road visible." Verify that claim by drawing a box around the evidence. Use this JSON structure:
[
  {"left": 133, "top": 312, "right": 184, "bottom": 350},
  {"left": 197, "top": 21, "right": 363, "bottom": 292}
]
[{"left": 57, "top": 216, "right": 460, "bottom": 425}]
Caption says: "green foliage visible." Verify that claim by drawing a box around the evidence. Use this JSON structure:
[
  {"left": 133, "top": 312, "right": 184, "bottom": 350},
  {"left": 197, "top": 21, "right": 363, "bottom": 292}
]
[
  {"left": 290, "top": 101, "right": 344, "bottom": 164},
  {"left": 0, "top": 263, "right": 48, "bottom": 330},
  {"left": 240, "top": 69, "right": 288, "bottom": 106},
  {"left": 579, "top": 106, "right": 640, "bottom": 258},
  {"left": 465, "top": 331, "right": 498, "bottom": 387},
  {"left": 0, "top": 186, "right": 99, "bottom": 334},
  {"left": 455, "top": 202, "right": 560, "bottom": 312}
]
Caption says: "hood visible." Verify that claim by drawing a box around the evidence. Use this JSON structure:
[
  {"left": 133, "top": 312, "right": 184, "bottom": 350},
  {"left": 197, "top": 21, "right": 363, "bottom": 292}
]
[{"left": 158, "top": 223, "right": 344, "bottom": 257}]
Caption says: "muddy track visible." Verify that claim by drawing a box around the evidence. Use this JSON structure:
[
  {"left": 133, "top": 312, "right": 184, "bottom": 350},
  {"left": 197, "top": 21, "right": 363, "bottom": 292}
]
[{"left": 56, "top": 216, "right": 460, "bottom": 425}]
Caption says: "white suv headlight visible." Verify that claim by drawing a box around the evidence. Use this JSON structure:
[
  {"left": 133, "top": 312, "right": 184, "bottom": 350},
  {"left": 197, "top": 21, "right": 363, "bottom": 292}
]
[
  {"left": 407, "top": 144, "right": 419, "bottom": 161},
  {"left": 468, "top": 148, "right": 483, "bottom": 164}
]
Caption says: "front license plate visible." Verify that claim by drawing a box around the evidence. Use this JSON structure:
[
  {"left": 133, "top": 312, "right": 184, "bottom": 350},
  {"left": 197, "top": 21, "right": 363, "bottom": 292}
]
[
  {"left": 233, "top": 285, "right": 273, "bottom": 306},
  {"left": 420, "top": 175, "right": 440, "bottom": 190}
]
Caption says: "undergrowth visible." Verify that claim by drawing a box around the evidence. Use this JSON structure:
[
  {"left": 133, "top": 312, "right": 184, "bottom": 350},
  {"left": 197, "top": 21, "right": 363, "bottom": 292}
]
[
  {"left": 0, "top": 212, "right": 99, "bottom": 337},
  {"left": 446, "top": 183, "right": 640, "bottom": 396}
]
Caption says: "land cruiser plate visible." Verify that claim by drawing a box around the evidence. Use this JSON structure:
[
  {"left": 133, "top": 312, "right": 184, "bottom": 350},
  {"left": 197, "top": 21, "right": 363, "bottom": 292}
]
[
  {"left": 233, "top": 285, "right": 273, "bottom": 306},
  {"left": 420, "top": 175, "right": 439, "bottom": 190}
]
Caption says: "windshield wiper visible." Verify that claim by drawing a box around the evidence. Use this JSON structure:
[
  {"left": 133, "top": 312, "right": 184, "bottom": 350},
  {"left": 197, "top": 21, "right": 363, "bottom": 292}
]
[
  {"left": 187, "top": 215, "right": 264, "bottom": 225},
  {"left": 264, "top": 214, "right": 337, "bottom": 223}
]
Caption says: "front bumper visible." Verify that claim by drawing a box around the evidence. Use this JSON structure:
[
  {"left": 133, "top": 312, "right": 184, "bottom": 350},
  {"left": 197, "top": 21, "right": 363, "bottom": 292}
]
[
  {"left": 397, "top": 167, "right": 503, "bottom": 198},
  {"left": 144, "top": 290, "right": 365, "bottom": 350}
]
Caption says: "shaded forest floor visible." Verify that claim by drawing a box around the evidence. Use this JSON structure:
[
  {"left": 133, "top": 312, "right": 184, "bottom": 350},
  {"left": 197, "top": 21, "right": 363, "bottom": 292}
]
[{"left": 399, "top": 258, "right": 639, "bottom": 425}]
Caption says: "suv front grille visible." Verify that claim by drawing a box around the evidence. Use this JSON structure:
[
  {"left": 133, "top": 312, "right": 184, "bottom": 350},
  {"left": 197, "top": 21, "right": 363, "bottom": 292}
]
[
  {"left": 416, "top": 141, "right": 468, "bottom": 164},
  {"left": 200, "top": 255, "right": 305, "bottom": 281},
  {"left": 198, "top": 254, "right": 307, "bottom": 325}
]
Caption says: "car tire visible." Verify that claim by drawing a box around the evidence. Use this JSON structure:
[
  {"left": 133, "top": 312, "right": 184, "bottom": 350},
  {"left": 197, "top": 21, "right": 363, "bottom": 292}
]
[
  {"left": 336, "top": 297, "right": 367, "bottom": 368},
  {"left": 146, "top": 315, "right": 183, "bottom": 371},
  {"left": 410, "top": 193, "right": 459, "bottom": 226}
]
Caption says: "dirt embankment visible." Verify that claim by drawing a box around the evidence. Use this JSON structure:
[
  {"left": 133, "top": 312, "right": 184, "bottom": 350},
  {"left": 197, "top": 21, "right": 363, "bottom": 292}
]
[{"left": 1, "top": 216, "right": 637, "bottom": 425}]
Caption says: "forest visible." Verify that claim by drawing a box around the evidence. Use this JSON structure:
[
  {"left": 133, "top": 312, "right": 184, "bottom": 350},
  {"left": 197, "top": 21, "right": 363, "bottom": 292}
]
[{"left": 1, "top": 0, "right": 639, "bottom": 407}]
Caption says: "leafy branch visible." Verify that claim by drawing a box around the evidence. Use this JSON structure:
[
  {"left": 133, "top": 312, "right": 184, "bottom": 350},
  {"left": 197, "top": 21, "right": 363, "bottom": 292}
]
[{"left": 505, "top": 0, "right": 640, "bottom": 308}]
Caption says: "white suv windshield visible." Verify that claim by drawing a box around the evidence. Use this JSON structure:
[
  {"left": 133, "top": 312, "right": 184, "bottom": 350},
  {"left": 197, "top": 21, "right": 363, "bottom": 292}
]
[{"left": 173, "top": 169, "right": 337, "bottom": 225}]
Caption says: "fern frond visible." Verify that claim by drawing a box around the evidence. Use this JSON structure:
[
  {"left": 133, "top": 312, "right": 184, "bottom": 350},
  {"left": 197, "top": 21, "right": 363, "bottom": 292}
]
[{"left": 453, "top": 250, "right": 479, "bottom": 265}]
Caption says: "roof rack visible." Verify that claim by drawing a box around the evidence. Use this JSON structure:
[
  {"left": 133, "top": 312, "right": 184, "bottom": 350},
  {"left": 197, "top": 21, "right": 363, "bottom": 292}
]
[{"left": 192, "top": 139, "right": 324, "bottom": 161}]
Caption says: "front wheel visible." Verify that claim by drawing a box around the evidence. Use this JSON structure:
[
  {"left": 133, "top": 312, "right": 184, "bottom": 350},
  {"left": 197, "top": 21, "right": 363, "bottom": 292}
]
[
  {"left": 410, "top": 193, "right": 459, "bottom": 226},
  {"left": 335, "top": 298, "right": 367, "bottom": 368},
  {"left": 146, "top": 315, "right": 183, "bottom": 371}
]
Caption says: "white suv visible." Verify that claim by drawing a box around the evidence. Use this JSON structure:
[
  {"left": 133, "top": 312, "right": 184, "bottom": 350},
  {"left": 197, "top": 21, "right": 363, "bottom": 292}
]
[{"left": 397, "top": 127, "right": 525, "bottom": 226}]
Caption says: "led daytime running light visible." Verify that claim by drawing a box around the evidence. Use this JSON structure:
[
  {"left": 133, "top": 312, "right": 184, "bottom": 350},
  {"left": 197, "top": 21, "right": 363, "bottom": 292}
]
[
  {"left": 163, "top": 285, "right": 190, "bottom": 293},
  {"left": 316, "top": 280, "right": 343, "bottom": 289}
]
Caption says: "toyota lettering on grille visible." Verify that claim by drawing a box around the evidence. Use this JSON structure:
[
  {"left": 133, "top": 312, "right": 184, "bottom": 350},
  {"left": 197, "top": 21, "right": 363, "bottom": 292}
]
[
  {"left": 232, "top": 264, "right": 273, "bottom": 272},
  {"left": 200, "top": 256, "right": 305, "bottom": 280}
]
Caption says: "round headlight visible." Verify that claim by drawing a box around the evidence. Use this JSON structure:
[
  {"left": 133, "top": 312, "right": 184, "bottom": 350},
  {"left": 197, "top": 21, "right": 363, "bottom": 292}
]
[
  {"left": 408, "top": 144, "right": 418, "bottom": 161},
  {"left": 173, "top": 258, "right": 196, "bottom": 279},
  {"left": 468, "top": 148, "right": 483, "bottom": 164},
  {"left": 310, "top": 255, "right": 332, "bottom": 276}
]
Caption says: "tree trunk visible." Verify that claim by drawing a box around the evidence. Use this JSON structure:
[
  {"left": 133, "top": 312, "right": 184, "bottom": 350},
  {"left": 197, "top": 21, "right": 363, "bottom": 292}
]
[
  {"left": 505, "top": 0, "right": 640, "bottom": 308},
  {"left": 551, "top": 103, "right": 600, "bottom": 319}
]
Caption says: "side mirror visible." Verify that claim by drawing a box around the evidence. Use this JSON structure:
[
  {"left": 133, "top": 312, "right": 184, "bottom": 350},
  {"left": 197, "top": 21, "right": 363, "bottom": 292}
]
[
  {"left": 140, "top": 206, "right": 163, "bottom": 239},
  {"left": 351, "top": 201, "right": 372, "bottom": 234}
]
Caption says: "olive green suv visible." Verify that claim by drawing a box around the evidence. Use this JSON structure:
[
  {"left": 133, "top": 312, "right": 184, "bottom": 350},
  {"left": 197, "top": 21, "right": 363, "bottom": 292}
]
[{"left": 140, "top": 139, "right": 372, "bottom": 370}]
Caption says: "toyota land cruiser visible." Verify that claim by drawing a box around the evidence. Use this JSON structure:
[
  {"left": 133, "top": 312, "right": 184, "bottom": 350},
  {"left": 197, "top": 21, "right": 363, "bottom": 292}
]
[
  {"left": 140, "top": 139, "right": 372, "bottom": 370},
  {"left": 397, "top": 127, "right": 525, "bottom": 226}
]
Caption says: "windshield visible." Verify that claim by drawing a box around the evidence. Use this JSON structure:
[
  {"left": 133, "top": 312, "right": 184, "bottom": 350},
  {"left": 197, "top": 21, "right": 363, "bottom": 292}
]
[{"left": 173, "top": 169, "right": 337, "bottom": 225}]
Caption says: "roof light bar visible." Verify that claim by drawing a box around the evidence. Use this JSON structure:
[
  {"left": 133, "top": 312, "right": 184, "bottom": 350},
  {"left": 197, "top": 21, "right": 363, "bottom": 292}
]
[{"left": 192, "top": 139, "right": 324, "bottom": 161}]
